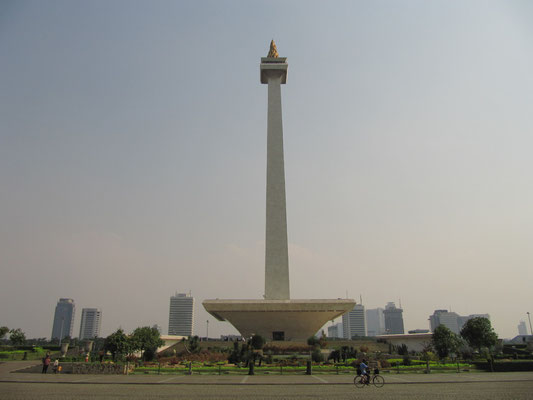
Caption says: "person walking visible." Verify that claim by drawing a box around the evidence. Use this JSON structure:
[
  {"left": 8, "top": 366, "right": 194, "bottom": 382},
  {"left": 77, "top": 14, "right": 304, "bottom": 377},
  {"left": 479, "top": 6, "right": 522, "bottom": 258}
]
[{"left": 42, "top": 354, "right": 51, "bottom": 374}]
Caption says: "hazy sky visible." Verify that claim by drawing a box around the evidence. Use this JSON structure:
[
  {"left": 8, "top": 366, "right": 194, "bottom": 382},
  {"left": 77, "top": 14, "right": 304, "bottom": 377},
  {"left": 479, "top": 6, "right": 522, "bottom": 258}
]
[{"left": 1, "top": 0, "right": 532, "bottom": 340}]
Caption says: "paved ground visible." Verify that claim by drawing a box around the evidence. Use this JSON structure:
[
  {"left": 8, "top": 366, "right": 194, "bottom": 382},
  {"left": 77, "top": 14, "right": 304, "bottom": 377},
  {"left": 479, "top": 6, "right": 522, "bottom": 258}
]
[{"left": 2, "top": 362, "right": 533, "bottom": 399}]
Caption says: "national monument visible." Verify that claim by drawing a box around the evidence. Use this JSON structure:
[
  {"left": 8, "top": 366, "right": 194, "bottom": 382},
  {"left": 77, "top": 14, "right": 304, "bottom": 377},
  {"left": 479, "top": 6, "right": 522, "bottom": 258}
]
[{"left": 203, "top": 41, "right": 356, "bottom": 341}]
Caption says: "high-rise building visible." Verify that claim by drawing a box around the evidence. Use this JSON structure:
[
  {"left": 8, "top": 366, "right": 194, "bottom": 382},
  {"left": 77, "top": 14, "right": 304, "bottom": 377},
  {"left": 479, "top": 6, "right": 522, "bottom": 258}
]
[
  {"left": 342, "top": 304, "right": 366, "bottom": 339},
  {"left": 429, "top": 310, "right": 490, "bottom": 334},
  {"left": 429, "top": 310, "right": 460, "bottom": 334},
  {"left": 51, "top": 298, "right": 76, "bottom": 340},
  {"left": 383, "top": 302, "right": 404, "bottom": 334},
  {"left": 168, "top": 293, "right": 194, "bottom": 336},
  {"left": 366, "top": 308, "right": 385, "bottom": 336},
  {"left": 518, "top": 320, "right": 528, "bottom": 335},
  {"left": 79, "top": 308, "right": 102, "bottom": 340},
  {"left": 327, "top": 322, "right": 343, "bottom": 338},
  {"left": 457, "top": 314, "right": 490, "bottom": 332}
]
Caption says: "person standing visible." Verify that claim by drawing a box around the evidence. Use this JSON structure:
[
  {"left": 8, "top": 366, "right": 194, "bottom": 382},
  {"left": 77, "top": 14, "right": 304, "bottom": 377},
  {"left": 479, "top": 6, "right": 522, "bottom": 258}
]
[
  {"left": 42, "top": 354, "right": 51, "bottom": 374},
  {"left": 53, "top": 359, "right": 59, "bottom": 373}
]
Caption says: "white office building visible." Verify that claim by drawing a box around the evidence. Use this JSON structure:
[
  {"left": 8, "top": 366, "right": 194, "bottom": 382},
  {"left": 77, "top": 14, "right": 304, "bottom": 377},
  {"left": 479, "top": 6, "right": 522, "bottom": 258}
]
[
  {"left": 168, "top": 293, "right": 194, "bottom": 336},
  {"left": 342, "top": 304, "right": 366, "bottom": 339},
  {"left": 79, "top": 308, "right": 102, "bottom": 340}
]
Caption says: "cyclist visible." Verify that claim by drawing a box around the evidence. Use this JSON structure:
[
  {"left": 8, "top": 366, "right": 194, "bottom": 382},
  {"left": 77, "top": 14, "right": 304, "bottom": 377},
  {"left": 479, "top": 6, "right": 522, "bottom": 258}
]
[{"left": 359, "top": 359, "right": 370, "bottom": 385}]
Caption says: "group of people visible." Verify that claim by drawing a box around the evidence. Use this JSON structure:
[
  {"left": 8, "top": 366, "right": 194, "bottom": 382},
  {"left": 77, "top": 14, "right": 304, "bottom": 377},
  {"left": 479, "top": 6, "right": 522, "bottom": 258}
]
[{"left": 41, "top": 353, "right": 61, "bottom": 374}]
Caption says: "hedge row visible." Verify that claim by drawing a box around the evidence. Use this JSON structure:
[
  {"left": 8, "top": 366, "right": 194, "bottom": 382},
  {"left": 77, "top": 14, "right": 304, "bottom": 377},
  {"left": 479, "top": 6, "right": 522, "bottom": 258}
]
[{"left": 472, "top": 361, "right": 533, "bottom": 372}]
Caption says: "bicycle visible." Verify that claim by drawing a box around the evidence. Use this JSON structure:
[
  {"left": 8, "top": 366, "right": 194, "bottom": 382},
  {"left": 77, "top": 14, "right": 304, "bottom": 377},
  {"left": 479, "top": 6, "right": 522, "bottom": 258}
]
[{"left": 353, "top": 373, "right": 385, "bottom": 388}]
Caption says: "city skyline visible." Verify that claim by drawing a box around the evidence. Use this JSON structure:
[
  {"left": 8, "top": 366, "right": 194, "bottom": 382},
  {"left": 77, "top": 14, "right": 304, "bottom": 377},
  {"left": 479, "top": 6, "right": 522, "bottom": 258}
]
[{"left": 1, "top": 1, "right": 532, "bottom": 340}]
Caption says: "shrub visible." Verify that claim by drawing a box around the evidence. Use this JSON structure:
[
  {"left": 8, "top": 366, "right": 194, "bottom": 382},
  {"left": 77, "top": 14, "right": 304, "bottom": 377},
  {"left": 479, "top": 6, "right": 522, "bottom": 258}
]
[
  {"left": 263, "top": 344, "right": 311, "bottom": 354},
  {"left": 402, "top": 354, "right": 412, "bottom": 366},
  {"left": 160, "top": 350, "right": 227, "bottom": 364}
]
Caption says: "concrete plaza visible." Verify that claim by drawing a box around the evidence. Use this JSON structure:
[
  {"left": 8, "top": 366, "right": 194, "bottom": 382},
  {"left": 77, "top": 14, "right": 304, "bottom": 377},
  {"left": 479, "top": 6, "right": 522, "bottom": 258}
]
[{"left": 1, "top": 362, "right": 533, "bottom": 399}]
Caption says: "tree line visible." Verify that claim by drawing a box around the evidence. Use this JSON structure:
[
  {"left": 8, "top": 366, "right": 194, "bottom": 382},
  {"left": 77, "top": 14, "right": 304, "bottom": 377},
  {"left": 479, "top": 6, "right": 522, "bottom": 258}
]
[
  {"left": 1, "top": 324, "right": 165, "bottom": 362},
  {"left": 431, "top": 317, "right": 498, "bottom": 359},
  {"left": 103, "top": 326, "right": 164, "bottom": 362},
  {"left": 0, "top": 326, "right": 27, "bottom": 346}
]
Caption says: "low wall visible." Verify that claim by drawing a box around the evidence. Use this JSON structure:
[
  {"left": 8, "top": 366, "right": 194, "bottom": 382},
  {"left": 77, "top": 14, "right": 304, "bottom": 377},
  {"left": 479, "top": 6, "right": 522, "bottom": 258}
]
[
  {"left": 72, "top": 362, "right": 134, "bottom": 374},
  {"left": 15, "top": 362, "right": 134, "bottom": 374}
]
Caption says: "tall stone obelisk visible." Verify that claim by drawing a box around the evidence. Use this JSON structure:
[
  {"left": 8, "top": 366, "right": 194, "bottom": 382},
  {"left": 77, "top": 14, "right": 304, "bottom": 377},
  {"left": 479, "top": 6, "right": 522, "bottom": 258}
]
[
  {"left": 261, "top": 40, "right": 290, "bottom": 300},
  {"left": 202, "top": 42, "right": 356, "bottom": 341}
]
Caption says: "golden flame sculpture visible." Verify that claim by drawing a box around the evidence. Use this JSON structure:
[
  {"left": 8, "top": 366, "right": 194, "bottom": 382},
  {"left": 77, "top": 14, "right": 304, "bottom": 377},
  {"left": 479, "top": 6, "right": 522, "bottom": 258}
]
[{"left": 267, "top": 40, "right": 279, "bottom": 58}]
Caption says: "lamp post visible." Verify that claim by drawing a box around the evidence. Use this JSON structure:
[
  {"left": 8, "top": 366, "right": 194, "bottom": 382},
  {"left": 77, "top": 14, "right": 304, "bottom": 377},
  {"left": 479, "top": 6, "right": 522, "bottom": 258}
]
[
  {"left": 206, "top": 320, "right": 209, "bottom": 341},
  {"left": 527, "top": 312, "right": 532, "bottom": 336}
]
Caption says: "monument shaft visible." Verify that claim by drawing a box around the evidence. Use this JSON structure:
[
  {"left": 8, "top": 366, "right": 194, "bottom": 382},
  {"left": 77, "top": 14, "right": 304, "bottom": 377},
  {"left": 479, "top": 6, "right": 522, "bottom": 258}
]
[
  {"left": 263, "top": 63, "right": 289, "bottom": 300},
  {"left": 202, "top": 42, "right": 356, "bottom": 341}
]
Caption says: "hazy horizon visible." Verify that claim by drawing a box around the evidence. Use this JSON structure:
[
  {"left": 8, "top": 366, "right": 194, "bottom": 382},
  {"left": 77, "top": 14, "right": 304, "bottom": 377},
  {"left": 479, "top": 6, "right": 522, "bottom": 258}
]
[{"left": 1, "top": 0, "right": 532, "bottom": 340}]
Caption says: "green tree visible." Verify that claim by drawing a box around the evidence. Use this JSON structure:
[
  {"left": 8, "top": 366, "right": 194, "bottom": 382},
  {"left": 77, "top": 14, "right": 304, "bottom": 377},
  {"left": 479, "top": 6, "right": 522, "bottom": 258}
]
[
  {"left": 432, "top": 325, "right": 461, "bottom": 360},
  {"left": 311, "top": 348, "right": 324, "bottom": 362},
  {"left": 460, "top": 317, "right": 498, "bottom": 353},
  {"left": 185, "top": 336, "right": 200, "bottom": 353},
  {"left": 247, "top": 335, "right": 266, "bottom": 367},
  {"left": 250, "top": 335, "right": 265, "bottom": 350},
  {"left": 92, "top": 336, "right": 106, "bottom": 353},
  {"left": 397, "top": 343, "right": 409, "bottom": 355},
  {"left": 420, "top": 342, "right": 435, "bottom": 373},
  {"left": 0, "top": 326, "right": 9, "bottom": 340},
  {"left": 104, "top": 329, "right": 134, "bottom": 361},
  {"left": 318, "top": 331, "right": 328, "bottom": 349},
  {"left": 228, "top": 341, "right": 241, "bottom": 365},
  {"left": 131, "top": 326, "right": 164, "bottom": 361},
  {"left": 9, "top": 328, "right": 26, "bottom": 346}
]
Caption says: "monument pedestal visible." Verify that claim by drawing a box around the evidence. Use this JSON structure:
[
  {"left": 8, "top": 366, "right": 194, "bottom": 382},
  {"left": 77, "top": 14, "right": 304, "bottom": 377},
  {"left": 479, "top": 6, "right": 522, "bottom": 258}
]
[{"left": 203, "top": 299, "right": 355, "bottom": 341}]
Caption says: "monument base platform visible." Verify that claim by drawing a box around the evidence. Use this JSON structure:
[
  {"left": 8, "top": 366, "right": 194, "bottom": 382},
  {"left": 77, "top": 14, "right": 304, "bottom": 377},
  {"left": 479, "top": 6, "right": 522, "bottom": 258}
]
[{"left": 203, "top": 299, "right": 355, "bottom": 341}]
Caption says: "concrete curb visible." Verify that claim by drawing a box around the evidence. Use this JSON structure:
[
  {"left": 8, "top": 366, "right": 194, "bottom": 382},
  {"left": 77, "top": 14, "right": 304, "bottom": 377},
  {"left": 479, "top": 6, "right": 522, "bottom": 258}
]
[{"left": 1, "top": 378, "right": 533, "bottom": 386}]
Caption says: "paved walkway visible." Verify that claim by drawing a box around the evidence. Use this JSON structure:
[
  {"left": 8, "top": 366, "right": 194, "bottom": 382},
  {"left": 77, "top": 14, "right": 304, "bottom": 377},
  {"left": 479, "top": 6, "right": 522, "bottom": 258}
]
[
  {"left": 2, "top": 362, "right": 533, "bottom": 400},
  {"left": 2, "top": 361, "right": 533, "bottom": 386}
]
